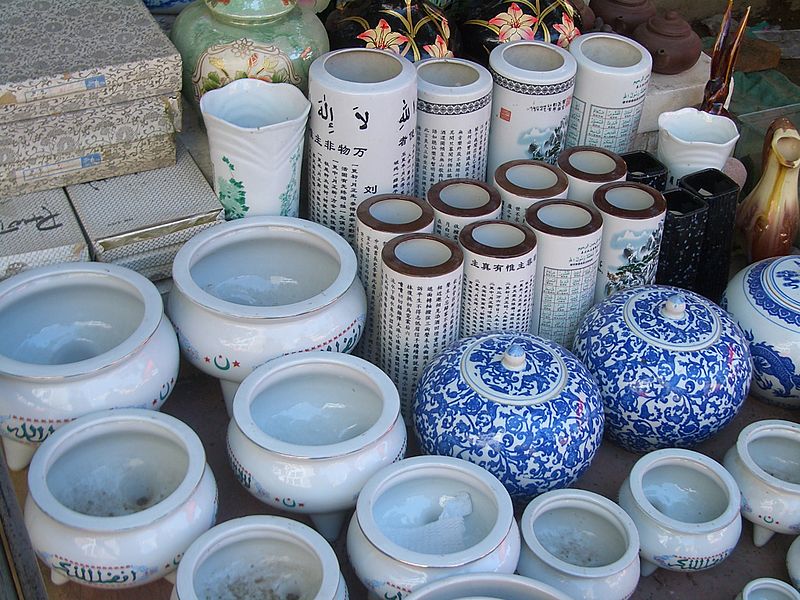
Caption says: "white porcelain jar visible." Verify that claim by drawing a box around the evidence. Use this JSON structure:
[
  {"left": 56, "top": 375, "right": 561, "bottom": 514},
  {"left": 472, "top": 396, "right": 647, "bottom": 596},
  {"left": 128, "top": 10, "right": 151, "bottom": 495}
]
[
  {"left": 618, "top": 448, "right": 742, "bottom": 577},
  {"left": 723, "top": 419, "right": 800, "bottom": 547},
  {"left": 736, "top": 578, "right": 800, "bottom": 600},
  {"left": 0, "top": 262, "right": 179, "bottom": 471},
  {"left": 171, "top": 515, "right": 348, "bottom": 600},
  {"left": 518, "top": 489, "right": 640, "bottom": 599},
  {"left": 788, "top": 535, "right": 800, "bottom": 591},
  {"left": 227, "top": 352, "right": 407, "bottom": 541},
  {"left": 168, "top": 216, "right": 366, "bottom": 415},
  {"left": 24, "top": 409, "right": 218, "bottom": 588},
  {"left": 722, "top": 256, "right": 800, "bottom": 408},
  {"left": 407, "top": 573, "right": 572, "bottom": 600},
  {"left": 347, "top": 456, "right": 521, "bottom": 599}
]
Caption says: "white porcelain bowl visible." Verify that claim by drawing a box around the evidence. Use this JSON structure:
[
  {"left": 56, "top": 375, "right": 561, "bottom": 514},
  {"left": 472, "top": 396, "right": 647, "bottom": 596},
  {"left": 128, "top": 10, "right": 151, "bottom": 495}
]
[
  {"left": 347, "top": 456, "right": 521, "bottom": 599},
  {"left": 406, "top": 573, "right": 572, "bottom": 600},
  {"left": 618, "top": 448, "right": 741, "bottom": 577},
  {"left": 737, "top": 578, "right": 800, "bottom": 600},
  {"left": 24, "top": 409, "right": 217, "bottom": 588},
  {"left": 168, "top": 216, "right": 366, "bottom": 415},
  {"left": 518, "top": 489, "right": 640, "bottom": 599},
  {"left": 227, "top": 351, "right": 407, "bottom": 540},
  {"left": 170, "top": 515, "right": 348, "bottom": 600},
  {"left": 724, "top": 419, "right": 800, "bottom": 547},
  {"left": 788, "top": 536, "right": 800, "bottom": 591},
  {"left": 0, "top": 262, "right": 179, "bottom": 470}
]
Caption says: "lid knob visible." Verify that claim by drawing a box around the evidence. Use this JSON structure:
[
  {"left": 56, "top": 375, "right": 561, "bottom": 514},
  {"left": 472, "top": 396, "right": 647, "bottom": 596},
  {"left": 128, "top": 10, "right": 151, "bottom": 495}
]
[
  {"left": 661, "top": 293, "right": 687, "bottom": 320},
  {"left": 501, "top": 343, "right": 527, "bottom": 371}
]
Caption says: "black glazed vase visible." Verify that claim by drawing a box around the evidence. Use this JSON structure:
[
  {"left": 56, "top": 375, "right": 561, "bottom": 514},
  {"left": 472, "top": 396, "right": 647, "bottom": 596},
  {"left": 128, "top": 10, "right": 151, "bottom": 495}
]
[
  {"left": 456, "top": 0, "right": 584, "bottom": 65},
  {"left": 655, "top": 189, "right": 709, "bottom": 290},
  {"left": 325, "top": 0, "right": 460, "bottom": 61}
]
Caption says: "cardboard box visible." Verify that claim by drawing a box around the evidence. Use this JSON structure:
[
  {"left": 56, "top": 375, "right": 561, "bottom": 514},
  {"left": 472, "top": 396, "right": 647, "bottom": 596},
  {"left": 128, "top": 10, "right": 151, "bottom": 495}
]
[{"left": 0, "top": 189, "right": 89, "bottom": 281}]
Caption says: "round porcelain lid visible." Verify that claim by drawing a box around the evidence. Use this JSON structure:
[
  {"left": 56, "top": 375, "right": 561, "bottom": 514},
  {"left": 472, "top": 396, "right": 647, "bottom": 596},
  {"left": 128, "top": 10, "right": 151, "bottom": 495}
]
[
  {"left": 623, "top": 288, "right": 721, "bottom": 351},
  {"left": 748, "top": 256, "right": 800, "bottom": 327},
  {"left": 460, "top": 334, "right": 567, "bottom": 405}
]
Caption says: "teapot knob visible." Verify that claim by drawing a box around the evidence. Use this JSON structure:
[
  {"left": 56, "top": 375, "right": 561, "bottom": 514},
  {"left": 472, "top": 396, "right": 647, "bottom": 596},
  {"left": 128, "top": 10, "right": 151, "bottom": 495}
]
[
  {"left": 661, "top": 293, "right": 687, "bottom": 320},
  {"left": 502, "top": 343, "right": 527, "bottom": 371}
]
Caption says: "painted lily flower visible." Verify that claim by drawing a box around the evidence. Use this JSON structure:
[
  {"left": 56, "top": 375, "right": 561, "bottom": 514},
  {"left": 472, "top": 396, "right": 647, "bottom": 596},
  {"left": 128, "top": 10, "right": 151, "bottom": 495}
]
[
  {"left": 553, "top": 12, "right": 580, "bottom": 48},
  {"left": 357, "top": 19, "right": 409, "bottom": 53},
  {"left": 423, "top": 35, "right": 453, "bottom": 58},
  {"left": 488, "top": 2, "right": 537, "bottom": 43}
]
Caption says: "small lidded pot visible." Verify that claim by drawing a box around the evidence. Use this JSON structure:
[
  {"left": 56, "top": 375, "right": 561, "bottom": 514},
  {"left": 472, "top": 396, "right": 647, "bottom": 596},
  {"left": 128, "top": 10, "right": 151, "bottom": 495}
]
[
  {"left": 573, "top": 285, "right": 752, "bottom": 452},
  {"left": 632, "top": 11, "right": 703, "bottom": 75},
  {"left": 618, "top": 448, "right": 742, "bottom": 578},
  {"left": 518, "top": 489, "right": 640, "bottom": 599},
  {"left": 723, "top": 419, "right": 800, "bottom": 547},
  {"left": 414, "top": 332, "right": 605, "bottom": 501},
  {"left": 722, "top": 256, "right": 800, "bottom": 408}
]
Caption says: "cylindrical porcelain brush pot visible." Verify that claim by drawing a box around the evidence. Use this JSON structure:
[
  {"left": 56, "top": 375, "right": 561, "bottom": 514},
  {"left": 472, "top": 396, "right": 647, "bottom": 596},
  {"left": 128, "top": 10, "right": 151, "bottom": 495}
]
[
  {"left": 518, "top": 489, "right": 640, "bottom": 600},
  {"left": 355, "top": 194, "right": 435, "bottom": 364},
  {"left": 0, "top": 262, "right": 179, "bottom": 471},
  {"left": 427, "top": 178, "right": 502, "bottom": 241},
  {"left": 557, "top": 146, "right": 628, "bottom": 204},
  {"left": 24, "top": 409, "right": 218, "bottom": 588},
  {"left": 723, "top": 420, "right": 800, "bottom": 547},
  {"left": 406, "top": 573, "right": 572, "bottom": 600},
  {"left": 736, "top": 578, "right": 800, "bottom": 600},
  {"left": 494, "top": 159, "right": 569, "bottom": 224},
  {"left": 170, "top": 515, "right": 348, "bottom": 600},
  {"left": 168, "top": 217, "right": 367, "bottom": 416},
  {"left": 227, "top": 352, "right": 407, "bottom": 541},
  {"left": 347, "top": 455, "right": 521, "bottom": 600},
  {"left": 415, "top": 58, "right": 493, "bottom": 198},
  {"left": 618, "top": 448, "right": 742, "bottom": 577}
]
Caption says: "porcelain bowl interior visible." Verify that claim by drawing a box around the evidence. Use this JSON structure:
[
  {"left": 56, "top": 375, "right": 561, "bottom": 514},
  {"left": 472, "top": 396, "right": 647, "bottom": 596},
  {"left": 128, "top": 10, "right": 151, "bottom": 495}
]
[
  {"left": 744, "top": 426, "right": 800, "bottom": 487},
  {"left": 567, "top": 149, "right": 620, "bottom": 176},
  {"left": 407, "top": 573, "right": 572, "bottom": 600},
  {"left": 739, "top": 577, "right": 800, "bottom": 599}
]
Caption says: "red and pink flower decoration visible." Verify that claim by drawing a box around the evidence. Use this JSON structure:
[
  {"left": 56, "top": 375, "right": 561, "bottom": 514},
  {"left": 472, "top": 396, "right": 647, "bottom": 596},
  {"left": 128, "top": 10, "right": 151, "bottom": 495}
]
[
  {"left": 489, "top": 2, "right": 538, "bottom": 43},
  {"left": 357, "top": 18, "right": 409, "bottom": 53}
]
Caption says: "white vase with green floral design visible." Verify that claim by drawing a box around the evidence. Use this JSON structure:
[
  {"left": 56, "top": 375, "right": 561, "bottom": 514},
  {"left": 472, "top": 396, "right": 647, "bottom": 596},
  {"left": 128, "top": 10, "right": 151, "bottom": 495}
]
[
  {"left": 170, "top": 0, "right": 330, "bottom": 105},
  {"left": 200, "top": 78, "right": 310, "bottom": 218}
]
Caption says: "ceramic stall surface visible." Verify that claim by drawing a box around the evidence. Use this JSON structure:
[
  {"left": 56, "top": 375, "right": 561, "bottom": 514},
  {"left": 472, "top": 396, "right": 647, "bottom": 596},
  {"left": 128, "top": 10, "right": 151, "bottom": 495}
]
[
  {"left": 486, "top": 40, "right": 577, "bottom": 176},
  {"left": 654, "top": 188, "right": 708, "bottom": 289},
  {"left": 657, "top": 108, "right": 740, "bottom": 188},
  {"left": 308, "top": 48, "right": 418, "bottom": 244},
  {"left": 459, "top": 221, "right": 538, "bottom": 337},
  {"left": 592, "top": 181, "right": 666, "bottom": 303},
  {"left": 168, "top": 217, "right": 366, "bottom": 416},
  {"left": 621, "top": 150, "right": 667, "bottom": 191},
  {"left": 172, "top": 515, "right": 347, "bottom": 600},
  {"left": 199, "top": 79, "right": 310, "bottom": 219},
  {"left": 737, "top": 578, "right": 800, "bottom": 600},
  {"left": 494, "top": 159, "right": 569, "bottom": 223},
  {"left": 722, "top": 256, "right": 800, "bottom": 408},
  {"left": 557, "top": 146, "right": 627, "bottom": 204},
  {"left": 227, "top": 352, "right": 407, "bottom": 541},
  {"left": 379, "top": 233, "right": 463, "bottom": 420},
  {"left": 355, "top": 194, "right": 435, "bottom": 364},
  {"left": 346, "top": 455, "right": 521, "bottom": 598},
  {"left": 24, "top": 409, "right": 218, "bottom": 588},
  {"left": 0, "top": 262, "right": 179, "bottom": 471},
  {"left": 170, "top": 0, "right": 329, "bottom": 104},
  {"left": 525, "top": 199, "right": 603, "bottom": 349},
  {"left": 427, "top": 178, "right": 502, "bottom": 241},
  {"left": 406, "top": 573, "right": 572, "bottom": 600},
  {"left": 617, "top": 448, "right": 742, "bottom": 577},
  {"left": 590, "top": 0, "right": 654, "bottom": 35},
  {"left": 565, "top": 33, "right": 652, "bottom": 154},
  {"left": 632, "top": 11, "right": 702, "bottom": 75},
  {"left": 723, "top": 420, "right": 800, "bottom": 547},
  {"left": 413, "top": 332, "right": 604, "bottom": 500},
  {"left": 415, "top": 58, "right": 493, "bottom": 198},
  {"left": 517, "top": 489, "right": 640, "bottom": 599},
  {"left": 459, "top": 0, "right": 583, "bottom": 64},
  {"left": 788, "top": 536, "right": 800, "bottom": 590},
  {"left": 325, "top": 0, "right": 458, "bottom": 62},
  {"left": 572, "top": 286, "right": 753, "bottom": 452}
]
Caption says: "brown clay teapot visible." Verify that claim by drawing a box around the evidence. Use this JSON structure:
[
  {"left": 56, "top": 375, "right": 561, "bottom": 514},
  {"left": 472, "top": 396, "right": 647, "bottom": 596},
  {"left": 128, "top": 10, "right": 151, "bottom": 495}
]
[
  {"left": 633, "top": 11, "right": 702, "bottom": 74},
  {"left": 590, "top": 0, "right": 654, "bottom": 35}
]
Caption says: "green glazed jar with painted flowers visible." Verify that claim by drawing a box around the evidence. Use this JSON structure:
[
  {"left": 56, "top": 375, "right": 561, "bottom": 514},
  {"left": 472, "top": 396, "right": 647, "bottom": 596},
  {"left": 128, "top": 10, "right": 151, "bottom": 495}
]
[{"left": 170, "top": 0, "right": 330, "bottom": 105}]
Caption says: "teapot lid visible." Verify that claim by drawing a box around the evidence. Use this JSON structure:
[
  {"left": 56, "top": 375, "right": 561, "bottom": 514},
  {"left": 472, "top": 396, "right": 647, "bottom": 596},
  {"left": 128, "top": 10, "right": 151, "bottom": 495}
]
[
  {"left": 461, "top": 334, "right": 567, "bottom": 405},
  {"left": 205, "top": 0, "right": 295, "bottom": 21},
  {"left": 623, "top": 288, "right": 721, "bottom": 351},
  {"left": 746, "top": 256, "right": 800, "bottom": 326}
]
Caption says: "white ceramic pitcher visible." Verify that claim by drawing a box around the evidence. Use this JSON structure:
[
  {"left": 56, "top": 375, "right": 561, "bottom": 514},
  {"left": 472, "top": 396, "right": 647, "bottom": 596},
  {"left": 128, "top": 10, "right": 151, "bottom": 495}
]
[{"left": 200, "top": 79, "right": 311, "bottom": 219}]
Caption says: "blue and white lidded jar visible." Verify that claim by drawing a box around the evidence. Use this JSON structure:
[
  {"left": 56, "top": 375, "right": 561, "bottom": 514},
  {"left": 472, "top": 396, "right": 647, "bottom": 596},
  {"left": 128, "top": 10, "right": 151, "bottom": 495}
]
[
  {"left": 573, "top": 286, "right": 752, "bottom": 453},
  {"left": 413, "top": 332, "right": 605, "bottom": 501},
  {"left": 722, "top": 256, "right": 800, "bottom": 409}
]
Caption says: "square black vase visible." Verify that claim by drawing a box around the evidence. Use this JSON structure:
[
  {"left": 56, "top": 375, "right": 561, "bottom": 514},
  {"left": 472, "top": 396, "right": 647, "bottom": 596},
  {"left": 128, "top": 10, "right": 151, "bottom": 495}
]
[
  {"left": 621, "top": 151, "right": 668, "bottom": 192},
  {"left": 655, "top": 189, "right": 709, "bottom": 290}
]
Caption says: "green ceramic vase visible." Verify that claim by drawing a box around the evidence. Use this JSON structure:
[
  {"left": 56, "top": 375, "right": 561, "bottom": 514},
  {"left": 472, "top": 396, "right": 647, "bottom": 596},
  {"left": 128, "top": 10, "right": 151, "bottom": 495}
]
[{"left": 170, "top": 0, "right": 330, "bottom": 105}]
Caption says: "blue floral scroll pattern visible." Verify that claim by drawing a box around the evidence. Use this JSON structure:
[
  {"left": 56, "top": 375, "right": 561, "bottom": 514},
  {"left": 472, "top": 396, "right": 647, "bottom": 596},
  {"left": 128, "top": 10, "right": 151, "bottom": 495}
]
[
  {"left": 573, "top": 286, "right": 752, "bottom": 453},
  {"left": 747, "top": 257, "right": 800, "bottom": 328},
  {"left": 413, "top": 333, "right": 604, "bottom": 501}
]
